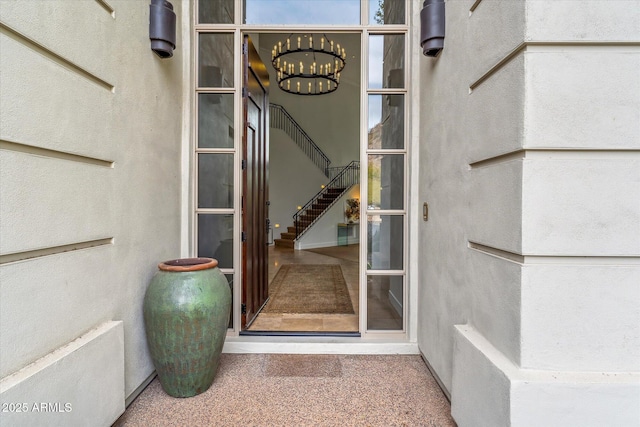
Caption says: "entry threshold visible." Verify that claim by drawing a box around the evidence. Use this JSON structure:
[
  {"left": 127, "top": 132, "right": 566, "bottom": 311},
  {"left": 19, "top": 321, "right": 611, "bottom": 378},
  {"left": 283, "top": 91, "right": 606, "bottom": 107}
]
[
  {"left": 239, "top": 330, "right": 361, "bottom": 338},
  {"left": 223, "top": 335, "right": 419, "bottom": 355}
]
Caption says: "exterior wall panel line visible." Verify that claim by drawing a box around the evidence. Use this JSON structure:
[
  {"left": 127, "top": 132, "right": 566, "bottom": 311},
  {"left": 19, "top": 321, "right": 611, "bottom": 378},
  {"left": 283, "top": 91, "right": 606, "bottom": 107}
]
[
  {"left": 0, "top": 139, "right": 114, "bottom": 167},
  {"left": 0, "top": 22, "right": 114, "bottom": 91},
  {"left": 470, "top": 41, "right": 640, "bottom": 91}
]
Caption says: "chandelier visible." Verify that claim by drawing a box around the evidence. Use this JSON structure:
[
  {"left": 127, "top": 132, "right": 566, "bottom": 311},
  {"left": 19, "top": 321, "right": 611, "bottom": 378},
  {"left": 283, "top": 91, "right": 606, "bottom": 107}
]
[{"left": 271, "top": 34, "right": 346, "bottom": 96}]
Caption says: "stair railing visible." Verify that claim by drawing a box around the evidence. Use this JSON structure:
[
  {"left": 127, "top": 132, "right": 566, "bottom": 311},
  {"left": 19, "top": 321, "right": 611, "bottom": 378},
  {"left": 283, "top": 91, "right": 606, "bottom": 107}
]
[
  {"left": 270, "top": 103, "right": 331, "bottom": 177},
  {"left": 326, "top": 166, "right": 348, "bottom": 180},
  {"left": 293, "top": 161, "right": 360, "bottom": 239}
]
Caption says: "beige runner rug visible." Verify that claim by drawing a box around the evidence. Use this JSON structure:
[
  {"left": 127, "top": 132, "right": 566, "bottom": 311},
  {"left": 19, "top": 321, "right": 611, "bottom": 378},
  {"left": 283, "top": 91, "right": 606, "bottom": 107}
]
[{"left": 263, "top": 264, "right": 355, "bottom": 314}]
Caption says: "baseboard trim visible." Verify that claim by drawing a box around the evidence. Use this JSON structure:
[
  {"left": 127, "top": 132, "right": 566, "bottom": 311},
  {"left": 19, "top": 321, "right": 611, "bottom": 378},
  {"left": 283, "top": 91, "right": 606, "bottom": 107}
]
[
  {"left": 125, "top": 371, "right": 157, "bottom": 407},
  {"left": 420, "top": 350, "right": 451, "bottom": 402},
  {"left": 296, "top": 240, "right": 338, "bottom": 250},
  {"left": 112, "top": 371, "right": 157, "bottom": 426}
]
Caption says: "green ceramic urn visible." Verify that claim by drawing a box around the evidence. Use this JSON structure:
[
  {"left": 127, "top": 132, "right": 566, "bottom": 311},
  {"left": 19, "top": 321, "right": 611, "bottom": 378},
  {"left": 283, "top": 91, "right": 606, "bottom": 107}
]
[{"left": 143, "top": 257, "right": 231, "bottom": 398}]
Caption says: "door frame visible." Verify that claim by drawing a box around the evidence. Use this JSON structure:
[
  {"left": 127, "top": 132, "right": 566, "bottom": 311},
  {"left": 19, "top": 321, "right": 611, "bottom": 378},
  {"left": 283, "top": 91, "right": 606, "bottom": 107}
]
[{"left": 190, "top": 1, "right": 416, "bottom": 342}]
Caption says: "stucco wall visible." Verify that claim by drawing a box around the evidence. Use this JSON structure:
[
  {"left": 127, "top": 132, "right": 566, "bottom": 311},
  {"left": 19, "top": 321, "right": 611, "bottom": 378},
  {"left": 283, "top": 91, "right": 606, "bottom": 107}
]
[
  {"left": 0, "top": 1, "right": 185, "bottom": 424},
  {"left": 416, "top": 0, "right": 526, "bottom": 392},
  {"left": 416, "top": 0, "right": 640, "bottom": 425}
]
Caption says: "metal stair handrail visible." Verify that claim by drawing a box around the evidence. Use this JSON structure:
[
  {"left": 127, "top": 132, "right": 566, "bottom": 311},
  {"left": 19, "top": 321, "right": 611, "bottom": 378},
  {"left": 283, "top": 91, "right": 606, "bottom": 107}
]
[
  {"left": 326, "top": 166, "right": 349, "bottom": 180},
  {"left": 270, "top": 103, "right": 331, "bottom": 177},
  {"left": 293, "top": 161, "right": 360, "bottom": 239}
]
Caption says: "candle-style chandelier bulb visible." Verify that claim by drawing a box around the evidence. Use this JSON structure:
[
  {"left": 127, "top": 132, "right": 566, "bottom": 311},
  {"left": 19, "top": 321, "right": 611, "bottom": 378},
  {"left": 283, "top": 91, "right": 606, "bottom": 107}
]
[{"left": 271, "top": 33, "right": 346, "bottom": 96}]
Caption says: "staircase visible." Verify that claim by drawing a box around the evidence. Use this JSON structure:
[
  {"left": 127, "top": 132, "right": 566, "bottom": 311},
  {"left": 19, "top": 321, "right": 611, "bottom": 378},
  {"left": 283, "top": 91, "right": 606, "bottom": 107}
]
[
  {"left": 274, "top": 161, "right": 360, "bottom": 249},
  {"left": 274, "top": 188, "right": 347, "bottom": 248}
]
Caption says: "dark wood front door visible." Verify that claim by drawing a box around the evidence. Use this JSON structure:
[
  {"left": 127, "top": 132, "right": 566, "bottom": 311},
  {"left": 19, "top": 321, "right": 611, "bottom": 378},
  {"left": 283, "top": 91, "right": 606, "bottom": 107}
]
[{"left": 241, "top": 35, "right": 269, "bottom": 329}]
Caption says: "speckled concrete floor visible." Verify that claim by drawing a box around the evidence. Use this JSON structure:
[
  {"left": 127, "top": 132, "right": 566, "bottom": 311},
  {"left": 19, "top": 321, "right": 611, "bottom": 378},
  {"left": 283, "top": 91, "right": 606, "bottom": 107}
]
[{"left": 116, "top": 354, "right": 456, "bottom": 427}]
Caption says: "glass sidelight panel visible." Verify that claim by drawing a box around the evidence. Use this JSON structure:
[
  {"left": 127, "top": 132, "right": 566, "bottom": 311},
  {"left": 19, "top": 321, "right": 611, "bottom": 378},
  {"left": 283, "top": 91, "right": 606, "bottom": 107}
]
[
  {"left": 367, "top": 275, "right": 403, "bottom": 330},
  {"left": 368, "top": 154, "right": 404, "bottom": 210},
  {"left": 245, "top": 0, "right": 360, "bottom": 25},
  {"left": 368, "top": 95, "right": 404, "bottom": 149},
  {"left": 368, "top": 0, "right": 405, "bottom": 25},
  {"left": 198, "top": 154, "right": 234, "bottom": 208},
  {"left": 198, "top": 33, "right": 234, "bottom": 88},
  {"left": 365, "top": 24, "right": 407, "bottom": 335},
  {"left": 368, "top": 34, "right": 405, "bottom": 89},
  {"left": 367, "top": 215, "right": 403, "bottom": 270},
  {"left": 198, "top": 94, "right": 234, "bottom": 148},
  {"left": 197, "top": 214, "right": 234, "bottom": 269},
  {"left": 198, "top": 0, "right": 234, "bottom": 24}
]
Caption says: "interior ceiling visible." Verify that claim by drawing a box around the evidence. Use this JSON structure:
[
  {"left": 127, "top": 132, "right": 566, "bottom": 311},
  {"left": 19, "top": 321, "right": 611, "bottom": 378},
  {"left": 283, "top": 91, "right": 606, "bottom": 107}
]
[{"left": 250, "top": 32, "right": 361, "bottom": 166}]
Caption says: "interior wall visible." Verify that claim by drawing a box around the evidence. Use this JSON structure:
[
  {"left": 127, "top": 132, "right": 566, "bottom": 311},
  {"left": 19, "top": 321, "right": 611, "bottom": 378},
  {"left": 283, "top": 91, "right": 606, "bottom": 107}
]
[
  {"left": 0, "top": 1, "right": 185, "bottom": 425},
  {"left": 416, "top": 0, "right": 640, "bottom": 425},
  {"left": 269, "top": 128, "right": 328, "bottom": 234},
  {"left": 297, "top": 185, "right": 360, "bottom": 249}
]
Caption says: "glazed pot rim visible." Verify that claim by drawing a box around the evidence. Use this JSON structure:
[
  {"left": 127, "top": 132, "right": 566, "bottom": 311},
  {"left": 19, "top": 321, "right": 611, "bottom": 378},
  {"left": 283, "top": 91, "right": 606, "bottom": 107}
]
[{"left": 158, "top": 257, "right": 218, "bottom": 272}]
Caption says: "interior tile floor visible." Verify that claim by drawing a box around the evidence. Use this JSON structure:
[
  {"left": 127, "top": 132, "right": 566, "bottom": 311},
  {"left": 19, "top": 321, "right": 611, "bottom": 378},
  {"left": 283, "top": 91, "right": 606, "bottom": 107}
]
[
  {"left": 247, "top": 244, "right": 360, "bottom": 332},
  {"left": 248, "top": 244, "right": 403, "bottom": 333}
]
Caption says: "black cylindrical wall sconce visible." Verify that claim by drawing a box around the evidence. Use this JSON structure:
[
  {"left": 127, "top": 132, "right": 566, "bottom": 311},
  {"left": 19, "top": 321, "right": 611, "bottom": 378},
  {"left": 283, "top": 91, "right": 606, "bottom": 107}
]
[
  {"left": 420, "top": 0, "right": 445, "bottom": 57},
  {"left": 149, "top": 0, "right": 176, "bottom": 58}
]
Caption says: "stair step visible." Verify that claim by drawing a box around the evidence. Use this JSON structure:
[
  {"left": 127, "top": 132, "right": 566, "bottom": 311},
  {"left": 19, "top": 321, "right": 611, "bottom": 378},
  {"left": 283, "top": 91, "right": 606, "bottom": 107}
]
[
  {"left": 318, "top": 191, "right": 340, "bottom": 200},
  {"left": 274, "top": 238, "right": 294, "bottom": 248},
  {"left": 326, "top": 187, "right": 346, "bottom": 194},
  {"left": 285, "top": 186, "right": 350, "bottom": 239},
  {"left": 319, "top": 194, "right": 341, "bottom": 202}
]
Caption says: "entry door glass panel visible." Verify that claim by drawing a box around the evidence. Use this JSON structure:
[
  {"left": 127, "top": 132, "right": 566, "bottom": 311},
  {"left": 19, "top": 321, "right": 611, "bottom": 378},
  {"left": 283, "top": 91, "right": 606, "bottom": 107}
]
[
  {"left": 368, "top": 34, "right": 405, "bottom": 89},
  {"left": 244, "top": 0, "right": 360, "bottom": 25},
  {"left": 367, "top": 275, "right": 403, "bottom": 330},
  {"left": 197, "top": 214, "right": 234, "bottom": 269},
  {"left": 199, "top": 33, "right": 234, "bottom": 88},
  {"left": 198, "top": 0, "right": 234, "bottom": 24},
  {"left": 367, "top": 215, "right": 403, "bottom": 270},
  {"left": 198, "top": 94, "right": 234, "bottom": 148},
  {"left": 367, "top": 154, "right": 404, "bottom": 210},
  {"left": 368, "top": 94, "right": 404, "bottom": 149},
  {"left": 198, "top": 154, "right": 234, "bottom": 208},
  {"left": 368, "top": 0, "right": 405, "bottom": 25}
]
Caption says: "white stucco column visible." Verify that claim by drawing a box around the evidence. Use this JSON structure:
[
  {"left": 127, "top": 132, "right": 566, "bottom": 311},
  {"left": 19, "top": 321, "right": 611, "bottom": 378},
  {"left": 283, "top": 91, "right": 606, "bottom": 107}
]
[{"left": 416, "top": 1, "right": 640, "bottom": 425}]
